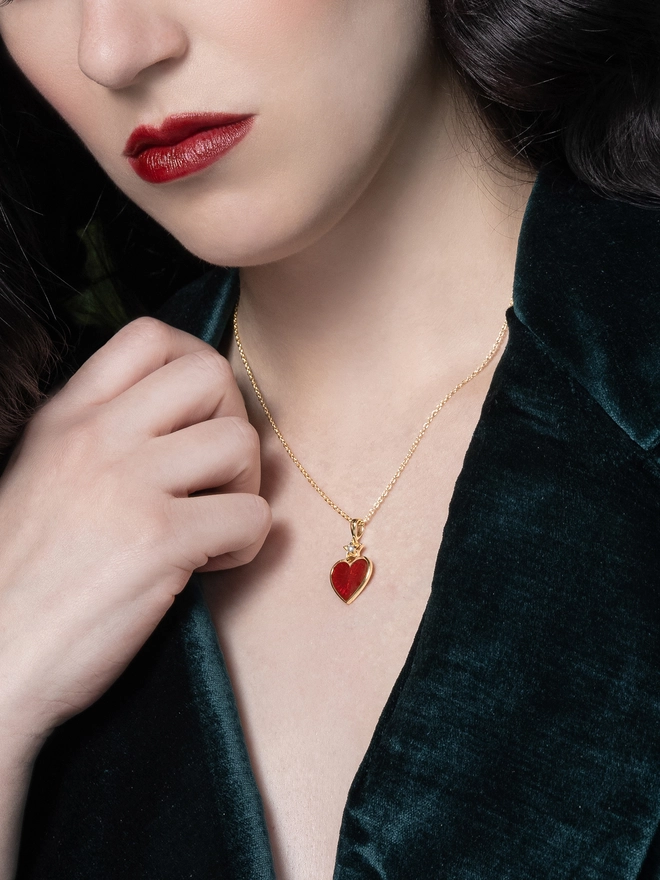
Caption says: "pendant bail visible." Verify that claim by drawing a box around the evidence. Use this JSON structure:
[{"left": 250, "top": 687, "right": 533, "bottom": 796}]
[
  {"left": 343, "top": 518, "right": 366, "bottom": 561},
  {"left": 351, "top": 518, "right": 366, "bottom": 543}
]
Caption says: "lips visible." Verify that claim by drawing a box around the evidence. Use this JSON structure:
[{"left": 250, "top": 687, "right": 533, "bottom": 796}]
[{"left": 124, "top": 113, "right": 254, "bottom": 184}]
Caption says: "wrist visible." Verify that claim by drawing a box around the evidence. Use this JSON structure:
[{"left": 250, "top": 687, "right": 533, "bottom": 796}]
[
  {"left": 0, "top": 715, "right": 48, "bottom": 766},
  {"left": 0, "top": 686, "right": 53, "bottom": 765}
]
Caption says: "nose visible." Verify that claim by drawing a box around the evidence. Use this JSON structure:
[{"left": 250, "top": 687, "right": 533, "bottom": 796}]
[{"left": 78, "top": 0, "right": 188, "bottom": 90}]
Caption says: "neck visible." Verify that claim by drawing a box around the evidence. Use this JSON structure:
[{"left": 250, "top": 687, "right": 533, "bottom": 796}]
[{"left": 231, "top": 68, "right": 534, "bottom": 435}]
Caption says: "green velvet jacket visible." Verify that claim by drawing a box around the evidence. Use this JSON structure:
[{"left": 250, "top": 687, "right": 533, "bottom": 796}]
[{"left": 15, "top": 168, "right": 660, "bottom": 879}]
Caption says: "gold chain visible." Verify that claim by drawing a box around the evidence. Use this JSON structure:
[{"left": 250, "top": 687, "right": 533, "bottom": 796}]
[{"left": 233, "top": 299, "right": 511, "bottom": 528}]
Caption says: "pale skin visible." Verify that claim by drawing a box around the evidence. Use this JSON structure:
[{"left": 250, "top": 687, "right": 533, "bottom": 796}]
[{"left": 0, "top": 1, "right": 534, "bottom": 878}]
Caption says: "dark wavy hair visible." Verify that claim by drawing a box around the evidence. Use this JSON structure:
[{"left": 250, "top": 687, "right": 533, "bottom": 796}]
[{"left": 0, "top": 0, "right": 659, "bottom": 454}]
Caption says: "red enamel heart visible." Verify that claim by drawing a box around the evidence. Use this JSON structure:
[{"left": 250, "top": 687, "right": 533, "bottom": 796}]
[{"left": 330, "top": 556, "right": 373, "bottom": 604}]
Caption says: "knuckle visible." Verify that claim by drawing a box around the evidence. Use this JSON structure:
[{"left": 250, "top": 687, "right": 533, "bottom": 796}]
[
  {"left": 224, "top": 416, "right": 260, "bottom": 458},
  {"left": 186, "top": 349, "right": 234, "bottom": 385},
  {"left": 52, "top": 407, "right": 121, "bottom": 470},
  {"left": 140, "top": 505, "right": 177, "bottom": 554},
  {"left": 31, "top": 381, "right": 80, "bottom": 430},
  {"left": 163, "top": 502, "right": 209, "bottom": 570},
  {"left": 226, "top": 545, "right": 259, "bottom": 568},
  {"left": 246, "top": 493, "right": 272, "bottom": 534},
  {"left": 118, "top": 316, "right": 173, "bottom": 349},
  {"left": 121, "top": 495, "right": 179, "bottom": 558}
]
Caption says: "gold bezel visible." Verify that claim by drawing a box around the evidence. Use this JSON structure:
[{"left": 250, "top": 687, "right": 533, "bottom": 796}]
[{"left": 330, "top": 556, "right": 374, "bottom": 605}]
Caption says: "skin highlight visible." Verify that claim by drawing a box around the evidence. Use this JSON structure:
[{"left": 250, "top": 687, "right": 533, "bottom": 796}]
[{"left": 0, "top": 2, "right": 534, "bottom": 878}]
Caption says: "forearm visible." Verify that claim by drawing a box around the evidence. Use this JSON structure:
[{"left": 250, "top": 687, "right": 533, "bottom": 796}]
[{"left": 0, "top": 734, "right": 40, "bottom": 880}]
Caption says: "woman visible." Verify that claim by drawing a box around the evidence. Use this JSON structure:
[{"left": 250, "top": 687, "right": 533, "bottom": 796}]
[{"left": 0, "top": 1, "right": 659, "bottom": 878}]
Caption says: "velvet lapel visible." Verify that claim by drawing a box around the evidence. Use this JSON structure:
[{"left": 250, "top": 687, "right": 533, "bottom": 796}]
[
  {"left": 334, "top": 309, "right": 660, "bottom": 878},
  {"left": 157, "top": 265, "right": 239, "bottom": 348},
  {"left": 514, "top": 170, "right": 660, "bottom": 451},
  {"left": 334, "top": 170, "right": 660, "bottom": 877}
]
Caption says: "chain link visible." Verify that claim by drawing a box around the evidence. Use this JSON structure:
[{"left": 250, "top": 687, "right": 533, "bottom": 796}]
[{"left": 233, "top": 300, "right": 512, "bottom": 527}]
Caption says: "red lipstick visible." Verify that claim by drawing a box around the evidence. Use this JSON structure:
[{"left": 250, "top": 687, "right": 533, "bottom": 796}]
[{"left": 124, "top": 113, "right": 254, "bottom": 184}]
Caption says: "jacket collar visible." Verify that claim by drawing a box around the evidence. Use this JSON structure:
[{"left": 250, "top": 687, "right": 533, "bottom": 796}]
[
  {"left": 514, "top": 167, "right": 660, "bottom": 451},
  {"left": 157, "top": 264, "right": 239, "bottom": 349},
  {"left": 160, "top": 167, "right": 660, "bottom": 452}
]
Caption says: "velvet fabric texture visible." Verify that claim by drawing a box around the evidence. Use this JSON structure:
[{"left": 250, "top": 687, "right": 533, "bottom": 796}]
[{"left": 16, "top": 167, "right": 660, "bottom": 879}]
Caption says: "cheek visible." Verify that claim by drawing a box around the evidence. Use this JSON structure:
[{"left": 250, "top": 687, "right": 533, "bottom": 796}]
[
  {"left": 161, "top": 1, "right": 433, "bottom": 263},
  {"left": 1, "top": 5, "right": 84, "bottom": 123},
  {"left": 1, "top": 5, "right": 117, "bottom": 183}
]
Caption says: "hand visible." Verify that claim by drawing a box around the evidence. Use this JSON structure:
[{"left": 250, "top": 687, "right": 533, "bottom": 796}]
[{"left": 0, "top": 317, "right": 270, "bottom": 750}]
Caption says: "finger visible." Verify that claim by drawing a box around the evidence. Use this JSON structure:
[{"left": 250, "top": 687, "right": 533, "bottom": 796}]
[
  {"left": 103, "top": 349, "right": 247, "bottom": 437},
  {"left": 146, "top": 417, "right": 261, "bottom": 497},
  {"left": 57, "top": 318, "right": 219, "bottom": 408},
  {"left": 168, "top": 493, "right": 271, "bottom": 571},
  {"left": 197, "top": 535, "right": 269, "bottom": 573}
]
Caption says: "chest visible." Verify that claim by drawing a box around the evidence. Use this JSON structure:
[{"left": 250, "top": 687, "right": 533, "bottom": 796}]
[
  {"left": 200, "top": 326, "right": 660, "bottom": 879},
  {"left": 202, "top": 378, "right": 495, "bottom": 879}
]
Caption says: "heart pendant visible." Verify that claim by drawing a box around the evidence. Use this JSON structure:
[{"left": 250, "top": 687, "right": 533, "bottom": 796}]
[{"left": 330, "top": 555, "right": 373, "bottom": 604}]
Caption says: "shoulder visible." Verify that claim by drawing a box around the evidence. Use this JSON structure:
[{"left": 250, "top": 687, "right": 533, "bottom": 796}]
[{"left": 514, "top": 167, "right": 660, "bottom": 451}]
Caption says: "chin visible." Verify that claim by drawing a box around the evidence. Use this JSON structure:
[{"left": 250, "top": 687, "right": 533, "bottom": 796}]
[
  {"left": 168, "top": 217, "right": 306, "bottom": 267},
  {"left": 147, "top": 188, "right": 349, "bottom": 268}
]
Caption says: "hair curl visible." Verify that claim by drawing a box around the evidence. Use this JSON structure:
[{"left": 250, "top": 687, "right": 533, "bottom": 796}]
[
  {"left": 0, "top": 0, "right": 659, "bottom": 454},
  {"left": 431, "top": 0, "right": 660, "bottom": 202}
]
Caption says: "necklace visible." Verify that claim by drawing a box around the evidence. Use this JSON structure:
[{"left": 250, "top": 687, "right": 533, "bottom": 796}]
[{"left": 233, "top": 299, "right": 511, "bottom": 604}]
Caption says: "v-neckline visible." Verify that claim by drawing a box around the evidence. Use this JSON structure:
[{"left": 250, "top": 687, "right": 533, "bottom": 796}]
[{"left": 173, "top": 265, "right": 514, "bottom": 878}]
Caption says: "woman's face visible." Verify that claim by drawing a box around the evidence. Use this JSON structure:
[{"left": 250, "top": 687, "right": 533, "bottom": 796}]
[{"left": 0, "top": 0, "right": 435, "bottom": 266}]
